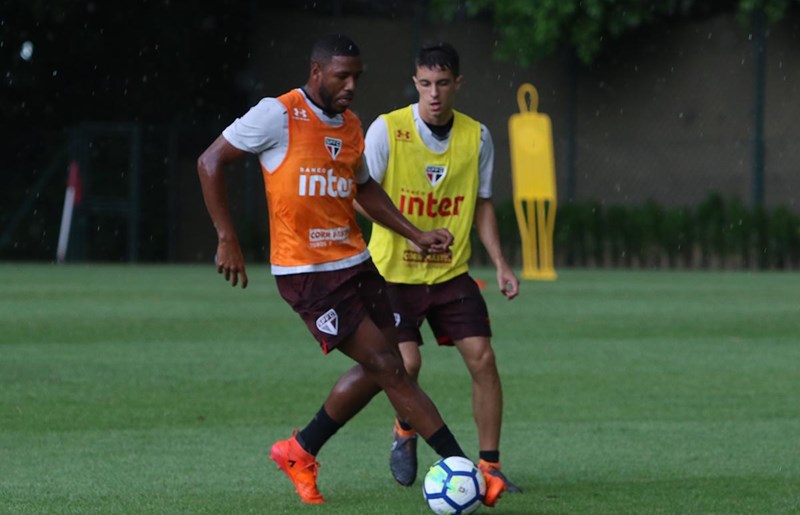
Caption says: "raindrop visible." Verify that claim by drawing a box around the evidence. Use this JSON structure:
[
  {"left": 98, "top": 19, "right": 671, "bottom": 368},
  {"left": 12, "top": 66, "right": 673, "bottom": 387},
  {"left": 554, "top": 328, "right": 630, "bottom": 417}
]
[{"left": 20, "top": 41, "right": 34, "bottom": 61}]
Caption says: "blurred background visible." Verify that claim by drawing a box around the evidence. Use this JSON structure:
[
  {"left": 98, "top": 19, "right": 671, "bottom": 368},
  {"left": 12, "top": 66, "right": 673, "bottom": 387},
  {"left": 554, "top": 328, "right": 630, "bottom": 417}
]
[{"left": 2, "top": 0, "right": 799, "bottom": 269}]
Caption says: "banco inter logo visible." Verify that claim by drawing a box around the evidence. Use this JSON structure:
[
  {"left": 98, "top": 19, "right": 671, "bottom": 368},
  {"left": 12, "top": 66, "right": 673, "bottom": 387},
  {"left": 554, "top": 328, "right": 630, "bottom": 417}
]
[
  {"left": 324, "top": 137, "right": 342, "bottom": 159},
  {"left": 399, "top": 192, "right": 465, "bottom": 218},
  {"left": 298, "top": 167, "right": 354, "bottom": 198}
]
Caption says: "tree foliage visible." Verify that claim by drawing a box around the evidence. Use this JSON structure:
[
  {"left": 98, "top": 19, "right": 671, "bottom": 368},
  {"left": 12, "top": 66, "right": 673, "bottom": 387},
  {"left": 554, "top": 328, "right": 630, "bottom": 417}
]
[{"left": 430, "top": 0, "right": 800, "bottom": 65}]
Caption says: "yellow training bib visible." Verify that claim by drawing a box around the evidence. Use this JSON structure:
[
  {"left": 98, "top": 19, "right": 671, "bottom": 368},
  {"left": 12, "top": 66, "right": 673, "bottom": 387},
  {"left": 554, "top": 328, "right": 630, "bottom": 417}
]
[{"left": 369, "top": 106, "right": 481, "bottom": 284}]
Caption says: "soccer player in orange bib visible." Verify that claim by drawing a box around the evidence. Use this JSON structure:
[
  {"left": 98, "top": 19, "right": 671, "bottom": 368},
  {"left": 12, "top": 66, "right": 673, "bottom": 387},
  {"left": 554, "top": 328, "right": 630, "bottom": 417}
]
[
  {"left": 197, "top": 34, "right": 502, "bottom": 507},
  {"left": 362, "top": 41, "right": 522, "bottom": 500}
]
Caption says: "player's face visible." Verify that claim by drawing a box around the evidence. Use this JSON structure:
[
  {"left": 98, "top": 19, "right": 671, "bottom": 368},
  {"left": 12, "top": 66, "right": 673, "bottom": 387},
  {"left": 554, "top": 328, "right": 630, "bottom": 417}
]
[
  {"left": 315, "top": 55, "right": 363, "bottom": 113},
  {"left": 413, "top": 65, "right": 462, "bottom": 124}
]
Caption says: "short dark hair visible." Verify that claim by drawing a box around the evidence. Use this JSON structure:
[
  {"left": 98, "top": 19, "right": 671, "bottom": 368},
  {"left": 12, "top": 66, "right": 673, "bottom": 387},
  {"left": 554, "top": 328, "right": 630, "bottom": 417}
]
[
  {"left": 415, "top": 41, "right": 460, "bottom": 76},
  {"left": 310, "top": 33, "right": 360, "bottom": 64}
]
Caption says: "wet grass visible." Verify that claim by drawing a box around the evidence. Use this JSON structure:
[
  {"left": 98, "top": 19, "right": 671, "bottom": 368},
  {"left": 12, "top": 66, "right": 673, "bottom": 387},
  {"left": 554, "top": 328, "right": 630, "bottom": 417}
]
[{"left": 1, "top": 264, "right": 799, "bottom": 514}]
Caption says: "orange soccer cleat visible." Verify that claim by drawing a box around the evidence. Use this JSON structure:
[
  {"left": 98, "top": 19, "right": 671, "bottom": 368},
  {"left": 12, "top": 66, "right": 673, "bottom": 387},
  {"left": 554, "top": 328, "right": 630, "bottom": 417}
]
[
  {"left": 269, "top": 433, "right": 326, "bottom": 504},
  {"left": 478, "top": 459, "right": 522, "bottom": 494},
  {"left": 479, "top": 459, "right": 521, "bottom": 507}
]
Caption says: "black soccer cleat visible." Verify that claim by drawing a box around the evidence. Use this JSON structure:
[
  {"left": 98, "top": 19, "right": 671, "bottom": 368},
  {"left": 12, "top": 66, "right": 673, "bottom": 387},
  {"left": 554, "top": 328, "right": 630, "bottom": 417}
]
[{"left": 390, "top": 420, "right": 418, "bottom": 486}]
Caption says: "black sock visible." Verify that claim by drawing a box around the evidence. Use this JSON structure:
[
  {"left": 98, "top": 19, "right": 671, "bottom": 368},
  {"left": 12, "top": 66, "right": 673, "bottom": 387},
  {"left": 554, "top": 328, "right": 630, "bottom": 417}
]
[
  {"left": 296, "top": 407, "right": 343, "bottom": 456},
  {"left": 397, "top": 418, "right": 414, "bottom": 432},
  {"left": 479, "top": 450, "right": 500, "bottom": 463},
  {"left": 425, "top": 424, "right": 466, "bottom": 459}
]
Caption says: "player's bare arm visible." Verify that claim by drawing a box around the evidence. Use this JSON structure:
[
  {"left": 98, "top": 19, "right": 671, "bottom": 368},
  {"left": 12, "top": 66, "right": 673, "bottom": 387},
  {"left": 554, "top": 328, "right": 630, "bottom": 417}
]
[
  {"left": 475, "top": 197, "right": 519, "bottom": 299},
  {"left": 355, "top": 178, "right": 454, "bottom": 254},
  {"left": 197, "top": 135, "right": 250, "bottom": 289}
]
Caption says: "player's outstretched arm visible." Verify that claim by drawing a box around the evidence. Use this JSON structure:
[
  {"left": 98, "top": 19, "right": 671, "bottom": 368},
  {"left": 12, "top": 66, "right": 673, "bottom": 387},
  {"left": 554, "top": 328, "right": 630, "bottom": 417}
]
[
  {"left": 475, "top": 198, "right": 519, "bottom": 299},
  {"left": 355, "top": 178, "right": 453, "bottom": 254},
  {"left": 197, "top": 135, "right": 250, "bottom": 289}
]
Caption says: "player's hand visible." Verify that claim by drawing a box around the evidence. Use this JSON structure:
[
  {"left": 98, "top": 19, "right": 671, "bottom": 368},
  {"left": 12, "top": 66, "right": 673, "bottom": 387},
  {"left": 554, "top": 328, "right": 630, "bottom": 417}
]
[
  {"left": 496, "top": 264, "right": 519, "bottom": 300},
  {"left": 215, "top": 239, "right": 248, "bottom": 289},
  {"left": 413, "top": 228, "right": 454, "bottom": 256}
]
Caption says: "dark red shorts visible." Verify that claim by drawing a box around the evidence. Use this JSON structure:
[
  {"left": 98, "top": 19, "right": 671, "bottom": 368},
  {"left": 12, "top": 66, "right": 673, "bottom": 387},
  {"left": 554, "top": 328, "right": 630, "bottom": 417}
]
[
  {"left": 385, "top": 273, "right": 491, "bottom": 346},
  {"left": 275, "top": 259, "right": 395, "bottom": 354}
]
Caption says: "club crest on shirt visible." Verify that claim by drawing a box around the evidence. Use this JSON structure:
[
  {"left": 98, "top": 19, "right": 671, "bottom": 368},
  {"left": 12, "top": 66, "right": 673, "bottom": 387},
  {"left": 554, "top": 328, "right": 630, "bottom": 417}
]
[
  {"left": 324, "top": 137, "right": 342, "bottom": 160},
  {"left": 316, "top": 308, "right": 339, "bottom": 336},
  {"left": 425, "top": 165, "right": 447, "bottom": 187}
]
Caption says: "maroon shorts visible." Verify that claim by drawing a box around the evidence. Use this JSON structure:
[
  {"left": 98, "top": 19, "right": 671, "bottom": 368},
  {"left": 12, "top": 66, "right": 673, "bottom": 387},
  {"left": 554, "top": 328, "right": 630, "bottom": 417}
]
[
  {"left": 275, "top": 259, "right": 395, "bottom": 354},
  {"left": 385, "top": 273, "right": 491, "bottom": 346}
]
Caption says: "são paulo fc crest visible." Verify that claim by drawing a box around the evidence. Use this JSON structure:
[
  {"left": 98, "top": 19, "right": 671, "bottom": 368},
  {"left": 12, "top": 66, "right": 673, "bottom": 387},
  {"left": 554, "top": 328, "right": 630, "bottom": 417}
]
[
  {"left": 316, "top": 308, "right": 339, "bottom": 336},
  {"left": 425, "top": 165, "right": 447, "bottom": 187},
  {"left": 325, "top": 137, "right": 342, "bottom": 160}
]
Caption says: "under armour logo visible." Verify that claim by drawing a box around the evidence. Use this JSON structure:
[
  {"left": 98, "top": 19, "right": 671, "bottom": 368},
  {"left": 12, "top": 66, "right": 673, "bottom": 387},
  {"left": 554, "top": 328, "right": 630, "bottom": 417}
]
[
  {"left": 293, "top": 107, "right": 308, "bottom": 120},
  {"left": 396, "top": 129, "right": 411, "bottom": 140}
]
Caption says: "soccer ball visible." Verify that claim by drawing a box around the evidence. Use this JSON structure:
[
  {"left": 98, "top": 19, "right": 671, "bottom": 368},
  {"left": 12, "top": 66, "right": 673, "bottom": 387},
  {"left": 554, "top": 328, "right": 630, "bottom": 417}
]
[{"left": 423, "top": 456, "right": 485, "bottom": 514}]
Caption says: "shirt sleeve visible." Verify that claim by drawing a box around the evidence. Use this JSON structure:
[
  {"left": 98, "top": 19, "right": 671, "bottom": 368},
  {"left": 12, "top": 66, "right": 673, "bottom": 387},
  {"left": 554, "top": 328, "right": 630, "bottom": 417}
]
[
  {"left": 363, "top": 116, "right": 390, "bottom": 184},
  {"left": 478, "top": 123, "right": 494, "bottom": 199},
  {"left": 355, "top": 157, "right": 370, "bottom": 184},
  {"left": 221, "top": 98, "right": 286, "bottom": 154}
]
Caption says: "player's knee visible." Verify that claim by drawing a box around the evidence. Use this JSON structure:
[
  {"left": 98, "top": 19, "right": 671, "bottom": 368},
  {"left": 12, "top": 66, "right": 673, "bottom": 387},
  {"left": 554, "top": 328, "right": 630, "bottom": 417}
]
[
  {"left": 398, "top": 342, "right": 421, "bottom": 378},
  {"left": 403, "top": 354, "right": 421, "bottom": 379},
  {"left": 465, "top": 345, "right": 497, "bottom": 375},
  {"left": 364, "top": 349, "right": 407, "bottom": 384}
]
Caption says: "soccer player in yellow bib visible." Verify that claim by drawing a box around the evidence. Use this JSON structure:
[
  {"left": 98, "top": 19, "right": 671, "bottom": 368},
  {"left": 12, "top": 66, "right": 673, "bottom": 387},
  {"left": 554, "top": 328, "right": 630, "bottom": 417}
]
[{"left": 362, "top": 42, "right": 522, "bottom": 496}]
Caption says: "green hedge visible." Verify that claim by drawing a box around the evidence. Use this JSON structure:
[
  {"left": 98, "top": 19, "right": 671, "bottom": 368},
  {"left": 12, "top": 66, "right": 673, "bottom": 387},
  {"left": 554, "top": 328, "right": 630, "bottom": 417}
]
[{"left": 474, "top": 193, "right": 800, "bottom": 270}]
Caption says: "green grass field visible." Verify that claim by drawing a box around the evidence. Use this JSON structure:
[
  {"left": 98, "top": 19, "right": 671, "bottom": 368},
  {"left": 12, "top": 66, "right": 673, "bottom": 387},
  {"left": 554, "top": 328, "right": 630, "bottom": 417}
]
[{"left": 1, "top": 264, "right": 799, "bottom": 514}]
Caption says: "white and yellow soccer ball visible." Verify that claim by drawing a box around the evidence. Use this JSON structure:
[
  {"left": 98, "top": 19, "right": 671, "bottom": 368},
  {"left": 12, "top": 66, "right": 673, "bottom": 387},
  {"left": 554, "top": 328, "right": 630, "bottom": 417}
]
[{"left": 422, "top": 456, "right": 486, "bottom": 514}]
